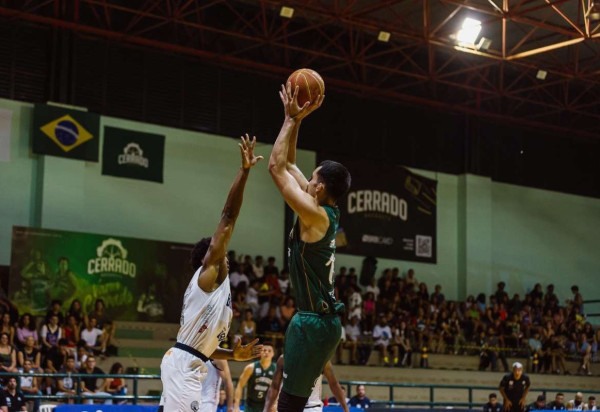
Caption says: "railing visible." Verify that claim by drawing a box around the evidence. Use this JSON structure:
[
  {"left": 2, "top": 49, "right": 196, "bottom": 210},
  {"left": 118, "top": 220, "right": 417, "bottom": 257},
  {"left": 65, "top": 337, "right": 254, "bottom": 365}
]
[
  {"left": 583, "top": 299, "right": 600, "bottom": 323},
  {"left": 5, "top": 372, "right": 592, "bottom": 408}
]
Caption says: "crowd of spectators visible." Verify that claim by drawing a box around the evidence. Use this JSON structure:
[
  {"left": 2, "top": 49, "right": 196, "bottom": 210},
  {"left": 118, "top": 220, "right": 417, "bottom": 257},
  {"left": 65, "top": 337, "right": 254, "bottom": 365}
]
[{"left": 224, "top": 253, "right": 598, "bottom": 375}]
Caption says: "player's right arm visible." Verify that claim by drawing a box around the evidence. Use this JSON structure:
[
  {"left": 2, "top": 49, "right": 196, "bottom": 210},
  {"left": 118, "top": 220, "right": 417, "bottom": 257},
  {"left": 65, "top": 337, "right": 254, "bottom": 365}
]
[
  {"left": 199, "top": 135, "right": 263, "bottom": 292},
  {"left": 323, "top": 361, "right": 349, "bottom": 412},
  {"left": 263, "top": 355, "right": 284, "bottom": 412},
  {"left": 234, "top": 363, "right": 254, "bottom": 412}
]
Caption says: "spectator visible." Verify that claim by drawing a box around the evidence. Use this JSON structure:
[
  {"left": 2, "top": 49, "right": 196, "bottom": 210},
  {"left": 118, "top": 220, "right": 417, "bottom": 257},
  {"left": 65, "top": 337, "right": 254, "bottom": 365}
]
[
  {"left": 546, "top": 393, "right": 566, "bottom": 410},
  {"left": 253, "top": 255, "right": 264, "bottom": 279},
  {"left": 79, "top": 356, "right": 112, "bottom": 404},
  {"left": 45, "top": 300, "right": 64, "bottom": 326},
  {"left": 278, "top": 268, "right": 290, "bottom": 295},
  {"left": 40, "top": 314, "right": 62, "bottom": 354},
  {"left": 527, "top": 395, "right": 547, "bottom": 412},
  {"left": 348, "top": 285, "right": 363, "bottom": 320},
  {"left": 0, "top": 376, "right": 27, "bottom": 411},
  {"left": 499, "top": 362, "right": 530, "bottom": 412},
  {"left": 81, "top": 317, "right": 103, "bottom": 354},
  {"left": 431, "top": 284, "right": 445, "bottom": 306},
  {"left": 567, "top": 392, "right": 586, "bottom": 411},
  {"left": 230, "top": 262, "right": 249, "bottom": 289},
  {"left": 0, "top": 314, "right": 14, "bottom": 348},
  {"left": 393, "top": 321, "right": 413, "bottom": 367},
  {"left": 373, "top": 316, "right": 395, "bottom": 366},
  {"left": 75, "top": 341, "right": 90, "bottom": 369},
  {"left": 349, "top": 384, "right": 371, "bottom": 408},
  {"left": 576, "top": 335, "right": 592, "bottom": 376},
  {"left": 246, "top": 280, "right": 260, "bottom": 314},
  {"left": 257, "top": 306, "right": 284, "bottom": 345},
  {"left": 0, "top": 333, "right": 17, "bottom": 374},
  {"left": 56, "top": 355, "right": 77, "bottom": 403},
  {"left": 15, "top": 314, "right": 37, "bottom": 351},
  {"left": 240, "top": 309, "right": 257, "bottom": 344},
  {"left": 18, "top": 359, "right": 41, "bottom": 412},
  {"left": 279, "top": 296, "right": 296, "bottom": 328},
  {"left": 66, "top": 299, "right": 85, "bottom": 326},
  {"left": 495, "top": 282, "right": 509, "bottom": 305},
  {"left": 484, "top": 393, "right": 503, "bottom": 412},
  {"left": 63, "top": 315, "right": 81, "bottom": 348},
  {"left": 263, "top": 257, "right": 279, "bottom": 278},
  {"left": 585, "top": 396, "right": 596, "bottom": 411},
  {"left": 365, "top": 278, "right": 380, "bottom": 301},
  {"left": 216, "top": 389, "right": 228, "bottom": 412},
  {"left": 328, "top": 387, "right": 350, "bottom": 407},
  {"left": 17, "top": 336, "right": 40, "bottom": 370},
  {"left": 88, "top": 299, "right": 108, "bottom": 329},
  {"left": 337, "top": 316, "right": 359, "bottom": 365},
  {"left": 44, "top": 338, "right": 69, "bottom": 373},
  {"left": 100, "top": 321, "right": 118, "bottom": 357},
  {"left": 103, "top": 362, "right": 127, "bottom": 403}
]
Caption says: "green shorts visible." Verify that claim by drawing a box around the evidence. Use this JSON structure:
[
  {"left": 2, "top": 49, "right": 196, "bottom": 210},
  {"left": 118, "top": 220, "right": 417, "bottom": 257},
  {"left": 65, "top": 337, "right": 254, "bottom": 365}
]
[{"left": 282, "top": 311, "right": 342, "bottom": 397}]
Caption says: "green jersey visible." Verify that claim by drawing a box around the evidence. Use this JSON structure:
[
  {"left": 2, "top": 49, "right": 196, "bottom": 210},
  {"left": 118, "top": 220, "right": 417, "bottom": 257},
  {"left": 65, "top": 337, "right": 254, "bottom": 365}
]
[
  {"left": 246, "top": 360, "right": 276, "bottom": 408},
  {"left": 288, "top": 205, "right": 342, "bottom": 314}
]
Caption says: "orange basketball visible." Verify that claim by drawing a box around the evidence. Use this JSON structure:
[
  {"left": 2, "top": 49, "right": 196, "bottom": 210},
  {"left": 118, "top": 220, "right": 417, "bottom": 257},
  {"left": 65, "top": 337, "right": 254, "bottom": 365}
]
[{"left": 287, "top": 68, "right": 325, "bottom": 108}]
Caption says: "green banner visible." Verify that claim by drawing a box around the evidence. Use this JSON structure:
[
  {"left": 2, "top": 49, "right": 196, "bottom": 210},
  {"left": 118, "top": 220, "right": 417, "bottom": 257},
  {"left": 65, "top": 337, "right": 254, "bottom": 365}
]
[
  {"left": 102, "top": 126, "right": 165, "bottom": 183},
  {"left": 32, "top": 104, "right": 100, "bottom": 161},
  {"left": 9, "top": 227, "right": 193, "bottom": 323}
]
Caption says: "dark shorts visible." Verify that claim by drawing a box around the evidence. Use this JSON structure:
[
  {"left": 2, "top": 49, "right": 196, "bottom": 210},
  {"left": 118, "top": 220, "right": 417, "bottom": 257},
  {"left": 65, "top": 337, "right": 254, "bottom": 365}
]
[{"left": 282, "top": 312, "right": 342, "bottom": 397}]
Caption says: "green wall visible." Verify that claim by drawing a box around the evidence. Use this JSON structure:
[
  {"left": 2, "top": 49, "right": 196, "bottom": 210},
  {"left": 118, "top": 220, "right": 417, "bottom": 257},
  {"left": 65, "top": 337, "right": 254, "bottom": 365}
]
[{"left": 1, "top": 98, "right": 599, "bottom": 303}]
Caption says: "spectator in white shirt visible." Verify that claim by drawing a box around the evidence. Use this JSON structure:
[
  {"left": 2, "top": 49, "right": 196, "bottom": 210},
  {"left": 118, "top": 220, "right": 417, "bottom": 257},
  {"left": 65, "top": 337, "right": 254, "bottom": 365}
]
[
  {"left": 337, "top": 316, "right": 361, "bottom": 364},
  {"left": 252, "top": 255, "right": 264, "bottom": 279},
  {"left": 80, "top": 317, "right": 103, "bottom": 354},
  {"left": 278, "top": 268, "right": 290, "bottom": 295},
  {"left": 365, "top": 278, "right": 380, "bottom": 301},
  {"left": 373, "top": 316, "right": 394, "bottom": 366},
  {"left": 348, "top": 285, "right": 363, "bottom": 320},
  {"left": 246, "top": 280, "right": 260, "bottom": 314},
  {"left": 229, "top": 263, "right": 249, "bottom": 289}
]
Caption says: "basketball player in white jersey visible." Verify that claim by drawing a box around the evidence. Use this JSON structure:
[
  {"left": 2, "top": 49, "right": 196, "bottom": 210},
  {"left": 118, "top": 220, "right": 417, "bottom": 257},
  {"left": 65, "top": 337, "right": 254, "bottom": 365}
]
[
  {"left": 159, "top": 135, "right": 264, "bottom": 412},
  {"left": 263, "top": 355, "right": 349, "bottom": 412},
  {"left": 202, "top": 359, "right": 234, "bottom": 412}
]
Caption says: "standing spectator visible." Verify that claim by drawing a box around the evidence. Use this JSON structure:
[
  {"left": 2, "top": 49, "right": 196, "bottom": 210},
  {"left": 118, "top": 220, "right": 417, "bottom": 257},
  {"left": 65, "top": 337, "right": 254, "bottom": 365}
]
[
  {"left": 40, "top": 315, "right": 62, "bottom": 354},
  {"left": 0, "top": 333, "right": 17, "bottom": 373},
  {"left": 79, "top": 356, "right": 112, "bottom": 404},
  {"left": 546, "top": 393, "right": 566, "bottom": 410},
  {"left": 15, "top": 314, "right": 37, "bottom": 351},
  {"left": 263, "top": 257, "right": 279, "bottom": 278},
  {"left": 0, "top": 377, "right": 27, "bottom": 411},
  {"left": 484, "top": 393, "right": 503, "bottom": 412},
  {"left": 88, "top": 299, "right": 108, "bottom": 329},
  {"left": 230, "top": 263, "right": 250, "bottom": 289},
  {"left": 18, "top": 359, "right": 41, "bottom": 412},
  {"left": 495, "top": 282, "right": 509, "bottom": 305},
  {"left": 567, "top": 393, "right": 586, "bottom": 411},
  {"left": 349, "top": 384, "right": 371, "bottom": 409},
  {"left": 585, "top": 396, "right": 596, "bottom": 411},
  {"left": 526, "top": 395, "right": 546, "bottom": 412},
  {"left": 365, "top": 278, "right": 380, "bottom": 301},
  {"left": 80, "top": 317, "right": 103, "bottom": 354},
  {"left": 499, "top": 362, "right": 530, "bottom": 412},
  {"left": 373, "top": 316, "right": 395, "bottom": 366}
]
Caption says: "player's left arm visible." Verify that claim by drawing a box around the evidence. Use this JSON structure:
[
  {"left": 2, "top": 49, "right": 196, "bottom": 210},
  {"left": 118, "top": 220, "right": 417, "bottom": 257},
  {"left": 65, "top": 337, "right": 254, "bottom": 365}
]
[
  {"left": 214, "top": 359, "right": 235, "bottom": 412},
  {"left": 264, "top": 355, "right": 284, "bottom": 412},
  {"left": 234, "top": 363, "right": 254, "bottom": 412},
  {"left": 212, "top": 338, "right": 263, "bottom": 361},
  {"left": 323, "top": 361, "right": 349, "bottom": 412}
]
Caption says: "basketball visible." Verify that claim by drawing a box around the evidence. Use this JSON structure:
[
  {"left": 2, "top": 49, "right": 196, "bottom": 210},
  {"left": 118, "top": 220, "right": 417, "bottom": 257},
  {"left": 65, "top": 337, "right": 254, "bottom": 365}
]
[{"left": 287, "top": 68, "right": 325, "bottom": 108}]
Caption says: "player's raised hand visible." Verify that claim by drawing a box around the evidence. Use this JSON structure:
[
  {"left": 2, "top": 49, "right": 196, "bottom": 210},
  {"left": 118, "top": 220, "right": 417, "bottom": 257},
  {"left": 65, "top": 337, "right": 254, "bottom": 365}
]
[
  {"left": 239, "top": 134, "right": 264, "bottom": 169},
  {"left": 280, "top": 83, "right": 310, "bottom": 119},
  {"left": 232, "top": 338, "right": 263, "bottom": 361}
]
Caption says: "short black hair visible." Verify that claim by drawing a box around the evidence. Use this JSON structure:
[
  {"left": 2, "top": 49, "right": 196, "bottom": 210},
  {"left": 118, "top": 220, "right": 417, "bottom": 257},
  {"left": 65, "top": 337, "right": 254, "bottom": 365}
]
[
  {"left": 317, "top": 160, "right": 351, "bottom": 203},
  {"left": 191, "top": 237, "right": 212, "bottom": 272}
]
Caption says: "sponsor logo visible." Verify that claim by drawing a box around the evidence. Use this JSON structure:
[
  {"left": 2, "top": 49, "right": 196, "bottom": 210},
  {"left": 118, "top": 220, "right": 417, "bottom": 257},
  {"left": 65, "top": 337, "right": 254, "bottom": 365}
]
[
  {"left": 347, "top": 190, "right": 408, "bottom": 220},
  {"left": 361, "top": 234, "right": 394, "bottom": 245},
  {"left": 87, "top": 238, "right": 137, "bottom": 277},
  {"left": 118, "top": 142, "right": 149, "bottom": 168},
  {"left": 191, "top": 400, "right": 199, "bottom": 411}
]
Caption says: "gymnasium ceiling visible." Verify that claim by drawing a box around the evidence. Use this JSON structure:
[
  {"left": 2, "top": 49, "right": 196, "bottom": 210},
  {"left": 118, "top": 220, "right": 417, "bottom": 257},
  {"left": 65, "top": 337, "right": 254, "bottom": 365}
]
[{"left": 1, "top": 0, "right": 600, "bottom": 137}]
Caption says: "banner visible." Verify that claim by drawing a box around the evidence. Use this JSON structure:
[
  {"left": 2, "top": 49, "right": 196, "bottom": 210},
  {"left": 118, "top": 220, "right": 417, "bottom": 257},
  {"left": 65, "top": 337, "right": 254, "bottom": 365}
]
[
  {"left": 318, "top": 156, "right": 437, "bottom": 263},
  {"left": 32, "top": 104, "right": 100, "bottom": 161},
  {"left": 9, "top": 227, "right": 194, "bottom": 322},
  {"left": 0, "top": 108, "right": 12, "bottom": 162},
  {"left": 102, "top": 126, "right": 165, "bottom": 183}
]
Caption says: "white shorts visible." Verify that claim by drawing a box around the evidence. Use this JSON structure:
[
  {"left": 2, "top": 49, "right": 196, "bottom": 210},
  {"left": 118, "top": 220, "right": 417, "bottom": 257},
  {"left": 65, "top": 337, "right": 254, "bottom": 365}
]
[{"left": 160, "top": 347, "right": 209, "bottom": 411}]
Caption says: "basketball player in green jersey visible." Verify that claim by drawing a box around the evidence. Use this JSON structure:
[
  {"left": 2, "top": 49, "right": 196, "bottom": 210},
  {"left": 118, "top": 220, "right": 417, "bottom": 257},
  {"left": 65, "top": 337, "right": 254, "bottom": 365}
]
[
  {"left": 233, "top": 344, "right": 276, "bottom": 412},
  {"left": 268, "top": 83, "right": 351, "bottom": 412}
]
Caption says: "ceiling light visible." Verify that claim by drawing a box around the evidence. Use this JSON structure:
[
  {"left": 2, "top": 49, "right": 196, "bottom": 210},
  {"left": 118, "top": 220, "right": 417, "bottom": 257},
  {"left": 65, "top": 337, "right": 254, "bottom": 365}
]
[
  {"left": 588, "top": 1, "right": 600, "bottom": 20},
  {"left": 456, "top": 18, "right": 482, "bottom": 45},
  {"left": 378, "top": 31, "right": 391, "bottom": 42},
  {"left": 280, "top": 6, "right": 294, "bottom": 18},
  {"left": 536, "top": 70, "right": 548, "bottom": 80}
]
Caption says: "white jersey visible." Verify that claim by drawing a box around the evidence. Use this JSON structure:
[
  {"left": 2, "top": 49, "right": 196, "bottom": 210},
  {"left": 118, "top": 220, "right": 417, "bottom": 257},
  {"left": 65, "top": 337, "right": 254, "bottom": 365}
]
[
  {"left": 201, "top": 361, "right": 222, "bottom": 411},
  {"left": 305, "top": 375, "right": 323, "bottom": 410},
  {"left": 177, "top": 267, "right": 233, "bottom": 356}
]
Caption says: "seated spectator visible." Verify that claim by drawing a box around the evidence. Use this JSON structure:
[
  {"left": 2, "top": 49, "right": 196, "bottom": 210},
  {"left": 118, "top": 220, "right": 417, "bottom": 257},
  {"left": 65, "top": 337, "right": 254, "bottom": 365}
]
[
  {"left": 240, "top": 309, "right": 257, "bottom": 344},
  {"left": 0, "top": 333, "right": 17, "bottom": 374},
  {"left": 230, "top": 262, "right": 249, "bottom": 290},
  {"left": 66, "top": 299, "right": 85, "bottom": 327},
  {"left": 17, "top": 336, "right": 41, "bottom": 371},
  {"left": 278, "top": 268, "right": 290, "bottom": 295},
  {"left": 263, "top": 257, "right": 279, "bottom": 278},
  {"left": 103, "top": 362, "right": 127, "bottom": 404},
  {"left": 216, "top": 389, "right": 228, "bottom": 412},
  {"left": 576, "top": 335, "right": 592, "bottom": 376},
  {"left": 56, "top": 355, "right": 78, "bottom": 403},
  {"left": 44, "top": 338, "right": 70, "bottom": 373},
  {"left": 584, "top": 396, "right": 596, "bottom": 411},
  {"left": 18, "top": 359, "right": 41, "bottom": 412},
  {"left": 88, "top": 299, "right": 108, "bottom": 329},
  {"left": 279, "top": 297, "right": 296, "bottom": 328},
  {"left": 80, "top": 355, "right": 112, "bottom": 404},
  {"left": 0, "top": 376, "right": 27, "bottom": 411},
  {"left": 373, "top": 315, "right": 395, "bottom": 366},
  {"left": 63, "top": 315, "right": 81, "bottom": 349},
  {"left": 547, "top": 393, "right": 566, "bottom": 410},
  {"left": 246, "top": 280, "right": 260, "bottom": 314},
  {"left": 337, "top": 317, "right": 358, "bottom": 365},
  {"left": 252, "top": 255, "right": 264, "bottom": 279},
  {"left": 15, "top": 314, "right": 37, "bottom": 351},
  {"left": 327, "top": 387, "right": 350, "bottom": 406},
  {"left": 40, "top": 314, "right": 62, "bottom": 354},
  {"left": 100, "top": 321, "right": 118, "bottom": 357},
  {"left": 349, "top": 384, "right": 371, "bottom": 408},
  {"left": 81, "top": 317, "right": 103, "bottom": 354},
  {"left": 527, "top": 395, "right": 547, "bottom": 412},
  {"left": 393, "top": 321, "right": 413, "bottom": 367},
  {"left": 75, "top": 341, "right": 90, "bottom": 369},
  {"left": 257, "top": 306, "right": 284, "bottom": 344},
  {"left": 567, "top": 392, "right": 586, "bottom": 411},
  {"left": 483, "top": 393, "right": 502, "bottom": 412},
  {"left": 527, "top": 331, "right": 543, "bottom": 373},
  {"left": 0, "top": 314, "right": 14, "bottom": 349},
  {"left": 45, "top": 300, "right": 64, "bottom": 325},
  {"left": 347, "top": 285, "right": 363, "bottom": 320}
]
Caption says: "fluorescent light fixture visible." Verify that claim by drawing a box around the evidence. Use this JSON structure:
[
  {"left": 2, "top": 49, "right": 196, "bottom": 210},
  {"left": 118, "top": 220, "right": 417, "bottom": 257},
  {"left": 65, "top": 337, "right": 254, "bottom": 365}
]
[
  {"left": 588, "top": 1, "right": 600, "bottom": 20},
  {"left": 378, "top": 31, "right": 391, "bottom": 42},
  {"left": 477, "top": 37, "right": 492, "bottom": 50},
  {"left": 280, "top": 6, "right": 294, "bottom": 18},
  {"left": 456, "top": 18, "right": 482, "bottom": 45},
  {"left": 536, "top": 70, "right": 548, "bottom": 80}
]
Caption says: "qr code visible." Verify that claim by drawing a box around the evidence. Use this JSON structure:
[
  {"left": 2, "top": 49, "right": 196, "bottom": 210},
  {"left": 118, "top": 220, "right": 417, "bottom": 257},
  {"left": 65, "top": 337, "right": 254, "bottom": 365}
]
[{"left": 415, "top": 235, "right": 432, "bottom": 258}]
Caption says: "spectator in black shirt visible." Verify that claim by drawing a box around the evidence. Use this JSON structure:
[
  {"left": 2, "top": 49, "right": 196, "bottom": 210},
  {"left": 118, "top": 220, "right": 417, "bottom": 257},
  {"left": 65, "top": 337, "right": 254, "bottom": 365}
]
[
  {"left": 499, "top": 362, "right": 530, "bottom": 412},
  {"left": 44, "top": 338, "right": 70, "bottom": 373},
  {"left": 349, "top": 384, "right": 371, "bottom": 409},
  {"left": 0, "top": 377, "right": 26, "bottom": 411},
  {"left": 484, "top": 393, "right": 503, "bottom": 412},
  {"left": 546, "top": 393, "right": 566, "bottom": 410},
  {"left": 79, "top": 355, "right": 112, "bottom": 404},
  {"left": 526, "top": 395, "right": 546, "bottom": 412}
]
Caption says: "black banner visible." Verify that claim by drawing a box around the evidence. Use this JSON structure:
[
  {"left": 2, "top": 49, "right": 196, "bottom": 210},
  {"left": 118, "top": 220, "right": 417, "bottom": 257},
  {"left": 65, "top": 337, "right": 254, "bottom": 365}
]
[
  {"left": 32, "top": 104, "right": 100, "bottom": 161},
  {"left": 102, "top": 126, "right": 165, "bottom": 183},
  {"left": 318, "top": 155, "right": 437, "bottom": 263}
]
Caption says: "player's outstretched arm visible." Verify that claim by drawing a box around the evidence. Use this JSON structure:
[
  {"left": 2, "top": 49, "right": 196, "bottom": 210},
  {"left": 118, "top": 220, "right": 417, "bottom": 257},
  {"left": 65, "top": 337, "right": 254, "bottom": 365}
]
[
  {"left": 269, "top": 84, "right": 326, "bottom": 226},
  {"left": 233, "top": 363, "right": 254, "bottom": 412},
  {"left": 323, "top": 361, "right": 349, "bottom": 412},
  {"left": 199, "top": 135, "right": 263, "bottom": 292},
  {"left": 263, "top": 355, "right": 284, "bottom": 412},
  {"left": 212, "top": 338, "right": 263, "bottom": 361}
]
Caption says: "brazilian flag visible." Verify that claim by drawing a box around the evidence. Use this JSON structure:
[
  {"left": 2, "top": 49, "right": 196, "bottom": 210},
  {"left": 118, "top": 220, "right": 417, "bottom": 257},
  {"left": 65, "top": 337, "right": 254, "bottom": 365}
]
[{"left": 32, "top": 104, "right": 100, "bottom": 161}]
